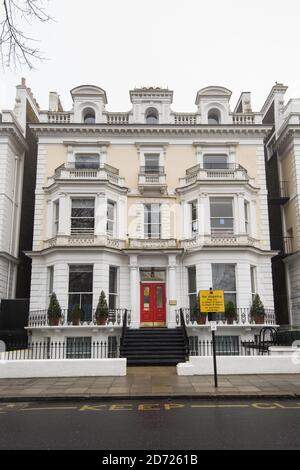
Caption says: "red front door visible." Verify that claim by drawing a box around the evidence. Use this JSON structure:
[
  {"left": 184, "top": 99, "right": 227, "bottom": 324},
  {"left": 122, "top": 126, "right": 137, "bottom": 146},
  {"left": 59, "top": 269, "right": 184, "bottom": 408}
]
[{"left": 140, "top": 283, "right": 166, "bottom": 327}]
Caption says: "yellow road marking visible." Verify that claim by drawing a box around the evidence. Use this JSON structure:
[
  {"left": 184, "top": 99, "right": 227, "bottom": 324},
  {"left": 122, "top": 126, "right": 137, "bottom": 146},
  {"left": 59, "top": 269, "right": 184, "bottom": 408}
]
[
  {"left": 138, "top": 404, "right": 160, "bottom": 411},
  {"left": 273, "top": 402, "right": 300, "bottom": 409},
  {"left": 164, "top": 404, "right": 185, "bottom": 411},
  {"left": 79, "top": 405, "right": 106, "bottom": 412},
  {"left": 191, "top": 404, "right": 250, "bottom": 409},
  {"left": 20, "top": 406, "right": 78, "bottom": 412},
  {"left": 109, "top": 404, "right": 133, "bottom": 411}
]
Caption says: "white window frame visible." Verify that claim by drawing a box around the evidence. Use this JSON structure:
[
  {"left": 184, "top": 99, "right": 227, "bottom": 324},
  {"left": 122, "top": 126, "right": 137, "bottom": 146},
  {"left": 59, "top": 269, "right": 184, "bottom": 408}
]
[
  {"left": 250, "top": 266, "right": 257, "bottom": 303},
  {"left": 244, "top": 200, "right": 250, "bottom": 234},
  {"left": 109, "top": 266, "right": 119, "bottom": 310},
  {"left": 195, "top": 144, "right": 236, "bottom": 168},
  {"left": 144, "top": 203, "right": 161, "bottom": 239},
  {"left": 209, "top": 197, "right": 234, "bottom": 234},
  {"left": 74, "top": 153, "right": 100, "bottom": 169},
  {"left": 138, "top": 146, "right": 166, "bottom": 172},
  {"left": 202, "top": 154, "right": 229, "bottom": 169},
  {"left": 71, "top": 198, "right": 95, "bottom": 236},
  {"left": 187, "top": 266, "right": 197, "bottom": 311},
  {"left": 53, "top": 200, "right": 59, "bottom": 236},
  {"left": 189, "top": 200, "right": 198, "bottom": 237},
  {"left": 47, "top": 266, "right": 54, "bottom": 304},
  {"left": 107, "top": 200, "right": 117, "bottom": 238},
  {"left": 212, "top": 263, "right": 237, "bottom": 307}
]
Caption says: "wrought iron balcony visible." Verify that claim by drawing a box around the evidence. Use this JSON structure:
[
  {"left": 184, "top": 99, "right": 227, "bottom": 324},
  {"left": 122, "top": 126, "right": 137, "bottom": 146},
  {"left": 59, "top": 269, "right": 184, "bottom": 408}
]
[
  {"left": 179, "top": 163, "right": 251, "bottom": 186},
  {"left": 138, "top": 167, "right": 167, "bottom": 194},
  {"left": 268, "top": 181, "right": 290, "bottom": 204},
  {"left": 176, "top": 308, "right": 277, "bottom": 327},
  {"left": 51, "top": 163, "right": 125, "bottom": 186},
  {"left": 27, "top": 308, "right": 131, "bottom": 328}
]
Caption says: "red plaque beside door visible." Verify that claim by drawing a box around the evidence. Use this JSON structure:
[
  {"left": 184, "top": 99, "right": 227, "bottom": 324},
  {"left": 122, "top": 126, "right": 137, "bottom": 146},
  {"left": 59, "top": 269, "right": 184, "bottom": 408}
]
[{"left": 140, "top": 283, "right": 166, "bottom": 327}]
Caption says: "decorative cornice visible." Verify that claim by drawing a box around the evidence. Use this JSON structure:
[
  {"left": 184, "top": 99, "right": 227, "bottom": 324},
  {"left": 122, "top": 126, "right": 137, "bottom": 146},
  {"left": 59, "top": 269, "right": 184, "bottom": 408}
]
[
  {"left": 63, "top": 140, "right": 111, "bottom": 147},
  {"left": 43, "top": 179, "right": 129, "bottom": 195},
  {"left": 29, "top": 123, "right": 272, "bottom": 138},
  {"left": 273, "top": 125, "right": 300, "bottom": 153},
  {"left": 0, "top": 123, "right": 28, "bottom": 151}
]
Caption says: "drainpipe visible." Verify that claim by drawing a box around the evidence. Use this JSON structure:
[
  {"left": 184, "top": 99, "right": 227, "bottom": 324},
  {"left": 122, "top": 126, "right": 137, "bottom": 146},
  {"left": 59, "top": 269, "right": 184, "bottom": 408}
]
[{"left": 6, "top": 156, "right": 19, "bottom": 298}]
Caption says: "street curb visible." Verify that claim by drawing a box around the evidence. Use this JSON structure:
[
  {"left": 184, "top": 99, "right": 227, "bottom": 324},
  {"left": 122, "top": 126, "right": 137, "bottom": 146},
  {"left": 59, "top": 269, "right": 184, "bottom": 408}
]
[{"left": 0, "top": 393, "right": 299, "bottom": 403}]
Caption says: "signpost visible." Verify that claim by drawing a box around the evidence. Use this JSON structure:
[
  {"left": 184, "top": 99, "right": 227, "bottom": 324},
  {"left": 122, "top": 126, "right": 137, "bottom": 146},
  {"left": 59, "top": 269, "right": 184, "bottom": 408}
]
[{"left": 199, "top": 288, "right": 225, "bottom": 388}]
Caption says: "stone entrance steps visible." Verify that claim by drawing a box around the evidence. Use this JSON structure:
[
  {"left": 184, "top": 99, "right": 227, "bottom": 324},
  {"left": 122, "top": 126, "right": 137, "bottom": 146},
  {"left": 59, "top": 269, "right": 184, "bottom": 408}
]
[{"left": 120, "top": 328, "right": 187, "bottom": 366}]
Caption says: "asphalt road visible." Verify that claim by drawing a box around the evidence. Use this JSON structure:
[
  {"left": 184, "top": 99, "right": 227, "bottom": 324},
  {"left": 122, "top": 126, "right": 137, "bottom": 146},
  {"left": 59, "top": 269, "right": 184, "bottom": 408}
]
[{"left": 0, "top": 399, "right": 300, "bottom": 450}]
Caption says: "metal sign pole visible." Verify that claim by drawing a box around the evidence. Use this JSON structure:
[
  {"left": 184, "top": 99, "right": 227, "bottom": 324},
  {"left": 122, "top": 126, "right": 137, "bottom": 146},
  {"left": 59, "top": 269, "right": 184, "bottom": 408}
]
[
  {"left": 211, "top": 328, "right": 218, "bottom": 388},
  {"left": 200, "top": 288, "right": 225, "bottom": 389}
]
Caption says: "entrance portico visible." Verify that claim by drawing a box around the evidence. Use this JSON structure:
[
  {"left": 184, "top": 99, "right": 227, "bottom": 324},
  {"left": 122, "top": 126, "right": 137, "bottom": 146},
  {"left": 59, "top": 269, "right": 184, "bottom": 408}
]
[{"left": 128, "top": 252, "right": 180, "bottom": 329}]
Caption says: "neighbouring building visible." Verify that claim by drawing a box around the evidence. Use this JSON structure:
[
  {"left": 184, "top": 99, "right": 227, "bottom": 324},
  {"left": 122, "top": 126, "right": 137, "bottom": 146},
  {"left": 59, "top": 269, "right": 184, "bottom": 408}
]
[
  {"left": 0, "top": 79, "right": 39, "bottom": 303},
  {"left": 263, "top": 83, "right": 300, "bottom": 329},
  {"left": 22, "top": 83, "right": 279, "bottom": 361}
]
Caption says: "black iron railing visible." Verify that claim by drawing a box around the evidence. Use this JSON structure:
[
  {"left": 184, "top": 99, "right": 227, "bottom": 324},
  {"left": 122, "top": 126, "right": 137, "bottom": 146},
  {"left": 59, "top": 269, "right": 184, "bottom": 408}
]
[
  {"left": 188, "top": 338, "right": 268, "bottom": 356},
  {"left": 139, "top": 166, "right": 165, "bottom": 175},
  {"left": 176, "top": 308, "right": 276, "bottom": 326},
  {"left": 179, "top": 308, "right": 190, "bottom": 358},
  {"left": 268, "top": 181, "right": 289, "bottom": 200},
  {"left": 120, "top": 308, "right": 128, "bottom": 348},
  {"left": 1, "top": 340, "right": 119, "bottom": 360}
]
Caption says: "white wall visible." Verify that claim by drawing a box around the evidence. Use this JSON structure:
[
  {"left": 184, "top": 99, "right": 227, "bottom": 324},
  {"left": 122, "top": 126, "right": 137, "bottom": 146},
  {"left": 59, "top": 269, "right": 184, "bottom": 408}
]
[
  {"left": 177, "top": 355, "right": 300, "bottom": 375},
  {"left": 0, "top": 359, "right": 127, "bottom": 378}
]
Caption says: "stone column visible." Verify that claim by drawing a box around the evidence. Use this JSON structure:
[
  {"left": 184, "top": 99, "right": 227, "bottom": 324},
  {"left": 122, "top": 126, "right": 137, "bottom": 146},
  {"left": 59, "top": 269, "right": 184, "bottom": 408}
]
[
  {"left": 237, "top": 192, "right": 246, "bottom": 234},
  {"left": 167, "top": 254, "right": 177, "bottom": 328},
  {"left": 199, "top": 193, "right": 210, "bottom": 236},
  {"left": 58, "top": 193, "right": 69, "bottom": 235},
  {"left": 129, "top": 254, "right": 139, "bottom": 328}
]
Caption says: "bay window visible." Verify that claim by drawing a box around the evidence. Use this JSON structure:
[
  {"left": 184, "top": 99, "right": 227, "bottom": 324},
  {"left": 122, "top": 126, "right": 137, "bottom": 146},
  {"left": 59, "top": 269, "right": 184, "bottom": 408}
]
[
  {"left": 68, "top": 265, "right": 93, "bottom": 322},
  {"left": 187, "top": 266, "right": 197, "bottom": 311},
  {"left": 190, "top": 201, "right": 198, "bottom": 236},
  {"left": 53, "top": 200, "right": 59, "bottom": 235},
  {"left": 71, "top": 198, "right": 95, "bottom": 235},
  {"left": 109, "top": 266, "right": 118, "bottom": 309},
  {"left": 244, "top": 201, "right": 250, "bottom": 234},
  {"left": 107, "top": 201, "right": 116, "bottom": 237},
  {"left": 210, "top": 197, "right": 234, "bottom": 234},
  {"left": 212, "top": 264, "right": 237, "bottom": 307}
]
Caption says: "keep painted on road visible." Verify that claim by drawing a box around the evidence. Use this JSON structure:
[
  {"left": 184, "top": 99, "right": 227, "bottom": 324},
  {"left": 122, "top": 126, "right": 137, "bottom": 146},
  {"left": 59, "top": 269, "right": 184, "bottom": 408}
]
[{"left": 1, "top": 401, "right": 300, "bottom": 414}]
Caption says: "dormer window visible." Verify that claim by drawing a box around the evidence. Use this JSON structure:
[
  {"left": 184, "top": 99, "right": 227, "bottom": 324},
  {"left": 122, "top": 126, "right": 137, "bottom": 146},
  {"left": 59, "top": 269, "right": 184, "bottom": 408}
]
[
  {"left": 83, "top": 108, "right": 96, "bottom": 124},
  {"left": 208, "top": 109, "right": 221, "bottom": 125},
  {"left": 146, "top": 107, "right": 159, "bottom": 124}
]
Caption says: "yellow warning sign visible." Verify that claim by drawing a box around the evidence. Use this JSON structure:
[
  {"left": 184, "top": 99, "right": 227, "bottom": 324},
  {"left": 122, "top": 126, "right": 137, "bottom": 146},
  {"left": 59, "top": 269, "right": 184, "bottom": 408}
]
[{"left": 199, "top": 290, "right": 225, "bottom": 313}]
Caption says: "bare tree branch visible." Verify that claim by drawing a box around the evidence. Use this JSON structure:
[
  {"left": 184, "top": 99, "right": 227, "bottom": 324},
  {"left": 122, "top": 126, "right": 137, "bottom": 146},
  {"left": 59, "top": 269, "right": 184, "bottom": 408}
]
[{"left": 0, "top": 0, "right": 52, "bottom": 70}]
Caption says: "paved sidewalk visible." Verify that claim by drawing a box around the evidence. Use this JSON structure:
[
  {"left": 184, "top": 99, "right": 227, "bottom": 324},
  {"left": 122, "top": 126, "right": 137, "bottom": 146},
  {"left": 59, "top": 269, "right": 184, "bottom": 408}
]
[{"left": 0, "top": 368, "right": 300, "bottom": 401}]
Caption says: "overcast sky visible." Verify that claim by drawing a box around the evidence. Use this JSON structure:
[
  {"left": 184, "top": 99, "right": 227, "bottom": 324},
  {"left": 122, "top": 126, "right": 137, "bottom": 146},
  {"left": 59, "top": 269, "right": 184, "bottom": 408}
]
[{"left": 1, "top": 0, "right": 300, "bottom": 113}]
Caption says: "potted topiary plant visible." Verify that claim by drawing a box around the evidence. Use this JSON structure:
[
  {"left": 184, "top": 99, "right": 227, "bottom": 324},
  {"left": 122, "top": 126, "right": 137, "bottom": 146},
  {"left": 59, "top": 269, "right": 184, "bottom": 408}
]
[
  {"left": 250, "top": 294, "right": 265, "bottom": 324},
  {"left": 47, "top": 293, "right": 62, "bottom": 326},
  {"left": 224, "top": 301, "right": 236, "bottom": 325},
  {"left": 95, "top": 291, "right": 109, "bottom": 325},
  {"left": 192, "top": 299, "right": 206, "bottom": 325},
  {"left": 71, "top": 304, "right": 81, "bottom": 326}
]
